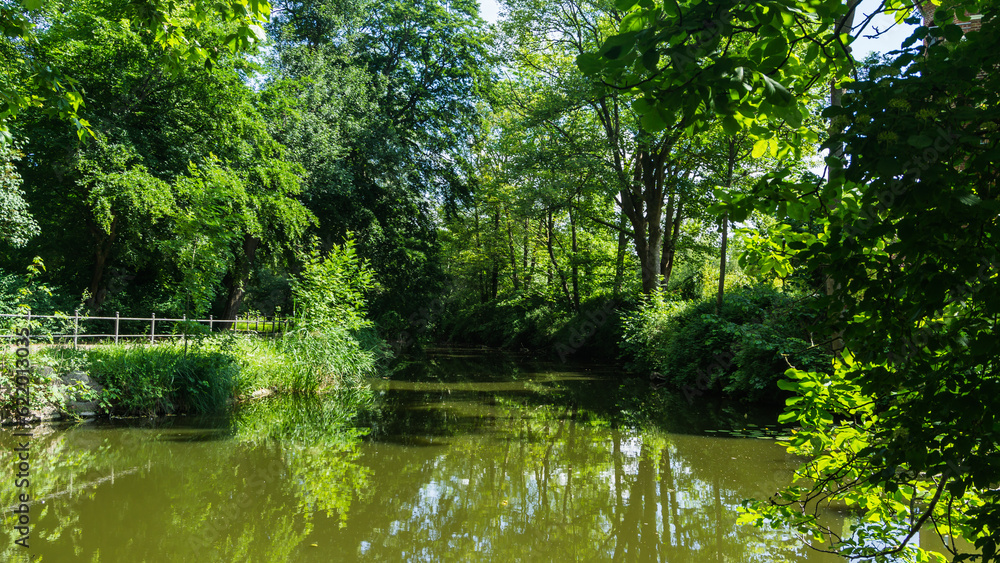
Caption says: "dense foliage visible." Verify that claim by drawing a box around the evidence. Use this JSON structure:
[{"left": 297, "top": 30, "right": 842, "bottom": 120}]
[
  {"left": 3, "top": 0, "right": 999, "bottom": 558},
  {"left": 621, "top": 283, "right": 831, "bottom": 403}
]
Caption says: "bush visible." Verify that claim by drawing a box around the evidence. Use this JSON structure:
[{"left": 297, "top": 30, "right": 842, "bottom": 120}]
[{"left": 620, "top": 284, "right": 832, "bottom": 403}]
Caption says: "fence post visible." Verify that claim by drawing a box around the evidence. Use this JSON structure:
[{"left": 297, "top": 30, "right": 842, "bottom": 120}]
[
  {"left": 73, "top": 309, "right": 79, "bottom": 349},
  {"left": 209, "top": 315, "right": 213, "bottom": 332},
  {"left": 151, "top": 313, "right": 156, "bottom": 344},
  {"left": 115, "top": 311, "right": 120, "bottom": 344},
  {"left": 182, "top": 314, "right": 187, "bottom": 352}
]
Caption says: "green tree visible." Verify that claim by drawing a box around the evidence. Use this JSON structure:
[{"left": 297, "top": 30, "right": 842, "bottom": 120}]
[
  {"left": 0, "top": 0, "right": 272, "bottom": 142},
  {"left": 738, "top": 6, "right": 1000, "bottom": 561},
  {"left": 266, "top": 0, "right": 493, "bottom": 320},
  {"left": 0, "top": 143, "right": 39, "bottom": 246},
  {"left": 5, "top": 0, "right": 312, "bottom": 317}
]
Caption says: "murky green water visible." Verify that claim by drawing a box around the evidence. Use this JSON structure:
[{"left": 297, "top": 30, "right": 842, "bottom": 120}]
[{"left": 1, "top": 352, "right": 942, "bottom": 561}]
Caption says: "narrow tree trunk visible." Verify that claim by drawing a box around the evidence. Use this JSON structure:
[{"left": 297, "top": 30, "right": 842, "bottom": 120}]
[
  {"left": 490, "top": 211, "right": 500, "bottom": 300},
  {"left": 569, "top": 204, "right": 579, "bottom": 310},
  {"left": 524, "top": 219, "right": 535, "bottom": 290},
  {"left": 219, "top": 235, "right": 260, "bottom": 329},
  {"left": 660, "top": 185, "right": 677, "bottom": 282},
  {"left": 544, "top": 215, "right": 553, "bottom": 286},
  {"left": 547, "top": 209, "right": 574, "bottom": 310},
  {"left": 717, "top": 139, "right": 736, "bottom": 314},
  {"left": 717, "top": 213, "right": 729, "bottom": 313},
  {"left": 86, "top": 217, "right": 119, "bottom": 311},
  {"left": 661, "top": 195, "right": 683, "bottom": 287},
  {"left": 613, "top": 208, "right": 627, "bottom": 297},
  {"left": 507, "top": 212, "right": 519, "bottom": 292},
  {"left": 474, "top": 200, "right": 486, "bottom": 304}
]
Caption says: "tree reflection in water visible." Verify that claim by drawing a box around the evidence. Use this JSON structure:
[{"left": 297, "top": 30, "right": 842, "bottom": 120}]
[{"left": 0, "top": 353, "right": 869, "bottom": 561}]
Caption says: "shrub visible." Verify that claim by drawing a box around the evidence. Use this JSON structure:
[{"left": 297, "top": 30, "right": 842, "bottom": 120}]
[{"left": 620, "top": 284, "right": 831, "bottom": 403}]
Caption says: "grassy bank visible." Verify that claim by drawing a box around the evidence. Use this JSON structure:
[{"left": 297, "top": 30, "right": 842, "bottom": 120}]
[{"left": 0, "top": 327, "right": 385, "bottom": 420}]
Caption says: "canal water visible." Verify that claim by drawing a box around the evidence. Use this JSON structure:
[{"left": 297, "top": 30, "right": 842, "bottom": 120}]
[{"left": 0, "top": 351, "right": 920, "bottom": 561}]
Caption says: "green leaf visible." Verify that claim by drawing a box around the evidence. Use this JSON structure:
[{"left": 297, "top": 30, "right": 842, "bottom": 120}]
[
  {"left": 662, "top": 0, "right": 678, "bottom": 18},
  {"left": 957, "top": 193, "right": 981, "bottom": 206},
  {"left": 604, "top": 45, "right": 624, "bottom": 60},
  {"left": 601, "top": 33, "right": 637, "bottom": 60},
  {"left": 252, "top": 24, "right": 267, "bottom": 41},
  {"left": 760, "top": 74, "right": 792, "bottom": 105},
  {"left": 752, "top": 139, "right": 768, "bottom": 159},
  {"left": 777, "top": 411, "right": 799, "bottom": 424},
  {"left": 907, "top": 134, "right": 932, "bottom": 148},
  {"left": 805, "top": 42, "right": 820, "bottom": 63},
  {"left": 640, "top": 109, "right": 667, "bottom": 131},
  {"left": 631, "top": 97, "right": 654, "bottom": 114},
  {"left": 615, "top": 0, "right": 640, "bottom": 10},
  {"left": 641, "top": 49, "right": 661, "bottom": 71},
  {"left": 721, "top": 115, "right": 740, "bottom": 136},
  {"left": 576, "top": 53, "right": 602, "bottom": 74},
  {"left": 942, "top": 24, "right": 964, "bottom": 42},
  {"left": 777, "top": 379, "right": 799, "bottom": 392}
]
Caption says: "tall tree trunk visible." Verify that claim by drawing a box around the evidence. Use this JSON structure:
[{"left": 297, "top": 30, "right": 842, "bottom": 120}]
[
  {"left": 619, "top": 145, "right": 673, "bottom": 293},
  {"left": 86, "top": 217, "right": 119, "bottom": 311},
  {"left": 594, "top": 94, "right": 678, "bottom": 294},
  {"left": 547, "top": 209, "right": 574, "bottom": 310},
  {"left": 544, "top": 215, "right": 553, "bottom": 286},
  {"left": 475, "top": 200, "right": 486, "bottom": 304},
  {"left": 218, "top": 235, "right": 260, "bottom": 329},
  {"left": 661, "top": 194, "right": 683, "bottom": 287},
  {"left": 717, "top": 213, "right": 729, "bottom": 313},
  {"left": 569, "top": 204, "right": 579, "bottom": 310},
  {"left": 522, "top": 218, "right": 531, "bottom": 290},
  {"left": 717, "top": 138, "right": 736, "bottom": 313},
  {"left": 507, "top": 210, "right": 519, "bottom": 293},
  {"left": 642, "top": 150, "right": 665, "bottom": 293},
  {"left": 660, "top": 184, "right": 677, "bottom": 282},
  {"left": 490, "top": 211, "right": 500, "bottom": 300},
  {"left": 613, "top": 208, "right": 627, "bottom": 298}
]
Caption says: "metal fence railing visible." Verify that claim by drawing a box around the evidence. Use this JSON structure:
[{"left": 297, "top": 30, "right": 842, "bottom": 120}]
[{"left": 0, "top": 311, "right": 294, "bottom": 347}]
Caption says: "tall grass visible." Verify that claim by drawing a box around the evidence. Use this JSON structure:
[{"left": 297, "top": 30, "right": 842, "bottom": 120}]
[
  {"left": 0, "top": 323, "right": 385, "bottom": 419},
  {"left": 86, "top": 341, "right": 237, "bottom": 416},
  {"left": 204, "top": 327, "right": 382, "bottom": 395}
]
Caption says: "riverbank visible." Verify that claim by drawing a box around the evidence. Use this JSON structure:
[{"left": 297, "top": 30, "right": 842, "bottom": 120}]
[{"left": 0, "top": 330, "right": 384, "bottom": 424}]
